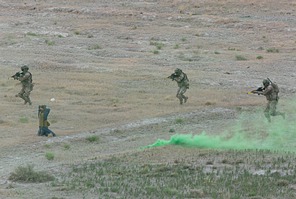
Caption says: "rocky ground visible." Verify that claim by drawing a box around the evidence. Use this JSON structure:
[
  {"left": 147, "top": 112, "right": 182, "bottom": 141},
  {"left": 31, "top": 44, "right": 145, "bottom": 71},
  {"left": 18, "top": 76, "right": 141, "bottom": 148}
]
[{"left": 0, "top": 0, "right": 295, "bottom": 198}]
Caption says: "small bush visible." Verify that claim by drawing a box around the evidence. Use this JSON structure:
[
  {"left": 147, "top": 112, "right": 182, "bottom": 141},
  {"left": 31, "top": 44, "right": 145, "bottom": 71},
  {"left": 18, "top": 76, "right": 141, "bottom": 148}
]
[
  {"left": 45, "top": 39, "right": 55, "bottom": 46},
  {"left": 64, "top": 144, "right": 70, "bottom": 150},
  {"left": 74, "top": 30, "right": 81, "bottom": 35},
  {"left": 26, "top": 32, "right": 38, "bottom": 36},
  {"left": 257, "top": 55, "right": 263, "bottom": 59},
  {"left": 235, "top": 55, "right": 247, "bottom": 61},
  {"left": 152, "top": 50, "right": 159, "bottom": 54},
  {"left": 205, "top": 101, "right": 215, "bottom": 106},
  {"left": 19, "top": 116, "right": 28, "bottom": 123},
  {"left": 45, "top": 152, "right": 55, "bottom": 160},
  {"left": 150, "top": 41, "right": 164, "bottom": 50},
  {"left": 174, "top": 44, "right": 180, "bottom": 49},
  {"left": 181, "top": 37, "right": 187, "bottom": 42},
  {"left": 86, "top": 135, "right": 100, "bottom": 142},
  {"left": 175, "top": 118, "right": 184, "bottom": 124},
  {"left": 266, "top": 48, "right": 279, "bottom": 53},
  {"left": 88, "top": 44, "right": 102, "bottom": 50},
  {"left": 9, "top": 164, "right": 55, "bottom": 183}
]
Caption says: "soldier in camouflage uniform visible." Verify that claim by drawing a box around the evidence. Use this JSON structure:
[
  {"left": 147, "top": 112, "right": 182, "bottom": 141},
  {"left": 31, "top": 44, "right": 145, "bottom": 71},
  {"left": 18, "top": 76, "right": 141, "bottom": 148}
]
[
  {"left": 15, "top": 65, "right": 33, "bottom": 105},
  {"left": 257, "top": 79, "right": 285, "bottom": 122},
  {"left": 169, "top": 68, "right": 189, "bottom": 104}
]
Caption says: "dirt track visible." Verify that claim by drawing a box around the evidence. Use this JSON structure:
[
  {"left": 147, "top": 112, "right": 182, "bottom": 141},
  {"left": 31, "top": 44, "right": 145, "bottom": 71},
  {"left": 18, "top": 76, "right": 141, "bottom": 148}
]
[{"left": 0, "top": 0, "right": 295, "bottom": 198}]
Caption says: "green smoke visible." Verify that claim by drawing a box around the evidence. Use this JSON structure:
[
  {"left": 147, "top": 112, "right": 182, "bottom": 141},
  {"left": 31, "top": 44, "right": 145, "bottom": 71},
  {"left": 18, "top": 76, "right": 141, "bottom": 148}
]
[{"left": 145, "top": 103, "right": 295, "bottom": 152}]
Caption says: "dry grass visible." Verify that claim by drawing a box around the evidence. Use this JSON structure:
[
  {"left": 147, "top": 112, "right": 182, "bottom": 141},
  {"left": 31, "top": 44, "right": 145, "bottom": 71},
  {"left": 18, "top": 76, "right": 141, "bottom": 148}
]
[{"left": 0, "top": 0, "right": 295, "bottom": 198}]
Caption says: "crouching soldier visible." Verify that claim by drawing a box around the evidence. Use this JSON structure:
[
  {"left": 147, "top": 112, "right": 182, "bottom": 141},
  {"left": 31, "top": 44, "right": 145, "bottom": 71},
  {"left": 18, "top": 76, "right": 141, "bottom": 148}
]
[{"left": 38, "top": 105, "right": 56, "bottom": 137}]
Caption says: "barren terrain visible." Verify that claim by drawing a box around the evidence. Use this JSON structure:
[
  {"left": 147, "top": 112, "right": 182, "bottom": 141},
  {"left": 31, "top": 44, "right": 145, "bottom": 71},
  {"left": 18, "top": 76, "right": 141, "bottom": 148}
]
[{"left": 0, "top": 0, "right": 296, "bottom": 198}]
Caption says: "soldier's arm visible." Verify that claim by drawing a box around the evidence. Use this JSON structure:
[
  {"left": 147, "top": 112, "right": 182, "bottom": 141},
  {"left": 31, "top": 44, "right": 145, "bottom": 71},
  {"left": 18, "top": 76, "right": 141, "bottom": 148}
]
[
  {"left": 18, "top": 72, "right": 30, "bottom": 81},
  {"left": 262, "top": 86, "right": 272, "bottom": 96},
  {"left": 174, "top": 73, "right": 184, "bottom": 82}
]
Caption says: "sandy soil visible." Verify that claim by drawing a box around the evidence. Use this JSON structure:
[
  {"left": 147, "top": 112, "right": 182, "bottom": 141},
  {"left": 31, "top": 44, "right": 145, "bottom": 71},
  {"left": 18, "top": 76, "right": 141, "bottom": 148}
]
[{"left": 0, "top": 0, "right": 295, "bottom": 198}]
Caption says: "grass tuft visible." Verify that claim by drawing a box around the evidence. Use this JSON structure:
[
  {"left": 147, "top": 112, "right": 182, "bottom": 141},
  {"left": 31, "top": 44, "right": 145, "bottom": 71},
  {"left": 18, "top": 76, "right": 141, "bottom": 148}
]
[
  {"left": 86, "top": 135, "right": 100, "bottom": 142},
  {"left": 9, "top": 164, "right": 55, "bottom": 183}
]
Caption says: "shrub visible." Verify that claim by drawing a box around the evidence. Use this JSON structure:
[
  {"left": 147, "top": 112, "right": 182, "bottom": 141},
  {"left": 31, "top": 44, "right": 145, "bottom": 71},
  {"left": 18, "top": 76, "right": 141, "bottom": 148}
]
[
  {"left": 174, "top": 44, "right": 180, "bottom": 49},
  {"left": 175, "top": 118, "right": 184, "bottom": 124},
  {"left": 235, "top": 55, "right": 247, "bottom": 61},
  {"left": 9, "top": 164, "right": 54, "bottom": 183},
  {"left": 45, "top": 39, "right": 55, "bottom": 46},
  {"left": 64, "top": 144, "right": 70, "bottom": 150},
  {"left": 153, "top": 50, "right": 159, "bottom": 54},
  {"left": 257, "top": 55, "right": 263, "bottom": 59},
  {"left": 86, "top": 135, "right": 100, "bottom": 142},
  {"left": 45, "top": 152, "right": 55, "bottom": 160},
  {"left": 88, "top": 44, "right": 102, "bottom": 50},
  {"left": 266, "top": 48, "right": 279, "bottom": 53},
  {"left": 19, "top": 116, "right": 28, "bottom": 123}
]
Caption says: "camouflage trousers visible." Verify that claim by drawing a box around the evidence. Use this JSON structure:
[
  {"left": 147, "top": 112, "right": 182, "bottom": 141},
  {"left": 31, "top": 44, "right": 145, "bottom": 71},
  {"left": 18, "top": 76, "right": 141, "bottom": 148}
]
[
  {"left": 264, "top": 100, "right": 285, "bottom": 122},
  {"left": 176, "top": 86, "right": 188, "bottom": 104},
  {"left": 16, "top": 85, "right": 32, "bottom": 105}
]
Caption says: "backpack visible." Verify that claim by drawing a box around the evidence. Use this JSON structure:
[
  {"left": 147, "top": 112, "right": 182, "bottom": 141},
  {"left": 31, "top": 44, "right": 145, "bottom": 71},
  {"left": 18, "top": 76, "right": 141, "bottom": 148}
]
[
  {"left": 268, "top": 78, "right": 279, "bottom": 94},
  {"left": 271, "top": 82, "right": 279, "bottom": 93}
]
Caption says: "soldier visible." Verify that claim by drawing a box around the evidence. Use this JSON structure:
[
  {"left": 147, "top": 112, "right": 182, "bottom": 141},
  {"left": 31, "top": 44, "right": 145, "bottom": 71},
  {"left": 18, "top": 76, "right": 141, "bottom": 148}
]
[
  {"left": 168, "top": 68, "right": 189, "bottom": 104},
  {"left": 255, "top": 79, "right": 285, "bottom": 122},
  {"left": 38, "top": 105, "right": 56, "bottom": 137},
  {"left": 15, "top": 65, "right": 33, "bottom": 105}
]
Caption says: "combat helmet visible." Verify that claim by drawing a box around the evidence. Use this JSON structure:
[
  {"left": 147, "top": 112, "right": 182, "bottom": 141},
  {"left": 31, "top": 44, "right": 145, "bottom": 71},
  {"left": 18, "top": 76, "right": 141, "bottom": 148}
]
[
  {"left": 175, "top": 68, "right": 182, "bottom": 75},
  {"left": 263, "top": 79, "right": 270, "bottom": 87},
  {"left": 21, "top": 65, "right": 29, "bottom": 71}
]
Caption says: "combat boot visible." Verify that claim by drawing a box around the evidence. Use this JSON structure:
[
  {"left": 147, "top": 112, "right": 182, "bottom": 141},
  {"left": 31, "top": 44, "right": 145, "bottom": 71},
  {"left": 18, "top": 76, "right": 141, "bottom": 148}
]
[
  {"left": 281, "top": 113, "right": 286, "bottom": 119},
  {"left": 184, "top": 96, "right": 188, "bottom": 103},
  {"left": 179, "top": 98, "right": 183, "bottom": 104}
]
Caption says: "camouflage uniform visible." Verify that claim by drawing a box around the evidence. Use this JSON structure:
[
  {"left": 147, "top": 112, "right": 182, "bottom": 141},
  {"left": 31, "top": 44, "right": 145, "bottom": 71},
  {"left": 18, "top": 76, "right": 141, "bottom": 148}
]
[
  {"left": 260, "top": 79, "right": 285, "bottom": 122},
  {"left": 172, "top": 68, "right": 189, "bottom": 104},
  {"left": 16, "top": 65, "right": 33, "bottom": 105},
  {"left": 38, "top": 105, "right": 56, "bottom": 137}
]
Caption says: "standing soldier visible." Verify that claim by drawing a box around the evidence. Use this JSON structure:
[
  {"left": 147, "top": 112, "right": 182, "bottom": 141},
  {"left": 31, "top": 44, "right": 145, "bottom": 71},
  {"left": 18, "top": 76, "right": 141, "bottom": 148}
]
[
  {"left": 168, "top": 68, "right": 189, "bottom": 104},
  {"left": 14, "top": 65, "right": 33, "bottom": 105},
  {"left": 251, "top": 79, "right": 285, "bottom": 122}
]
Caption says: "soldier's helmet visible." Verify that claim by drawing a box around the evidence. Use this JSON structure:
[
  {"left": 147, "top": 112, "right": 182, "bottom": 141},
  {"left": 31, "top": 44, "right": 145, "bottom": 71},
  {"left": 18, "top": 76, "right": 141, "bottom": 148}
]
[
  {"left": 263, "top": 79, "right": 270, "bottom": 87},
  {"left": 21, "top": 65, "right": 29, "bottom": 71},
  {"left": 175, "top": 68, "right": 182, "bottom": 75}
]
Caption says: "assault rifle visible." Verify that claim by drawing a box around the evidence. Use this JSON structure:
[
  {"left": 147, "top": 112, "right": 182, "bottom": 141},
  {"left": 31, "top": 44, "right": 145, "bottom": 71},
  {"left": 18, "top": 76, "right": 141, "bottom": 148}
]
[
  {"left": 248, "top": 86, "right": 264, "bottom": 95},
  {"left": 11, "top": 71, "right": 23, "bottom": 80},
  {"left": 167, "top": 73, "right": 178, "bottom": 80}
]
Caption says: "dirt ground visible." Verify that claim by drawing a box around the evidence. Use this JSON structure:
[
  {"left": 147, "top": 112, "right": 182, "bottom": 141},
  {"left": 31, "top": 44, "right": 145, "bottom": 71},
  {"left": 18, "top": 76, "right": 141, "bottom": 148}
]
[{"left": 0, "top": 0, "right": 295, "bottom": 198}]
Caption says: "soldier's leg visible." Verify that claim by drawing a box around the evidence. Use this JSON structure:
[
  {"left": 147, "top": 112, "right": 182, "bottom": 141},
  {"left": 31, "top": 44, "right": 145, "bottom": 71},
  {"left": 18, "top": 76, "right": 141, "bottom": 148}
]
[
  {"left": 176, "top": 87, "right": 183, "bottom": 104},
  {"left": 270, "top": 100, "right": 285, "bottom": 119},
  {"left": 23, "top": 86, "right": 32, "bottom": 105},
  {"left": 177, "top": 86, "right": 188, "bottom": 104},
  {"left": 16, "top": 87, "right": 26, "bottom": 102},
  {"left": 264, "top": 102, "right": 271, "bottom": 122},
  {"left": 179, "top": 87, "right": 188, "bottom": 103}
]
